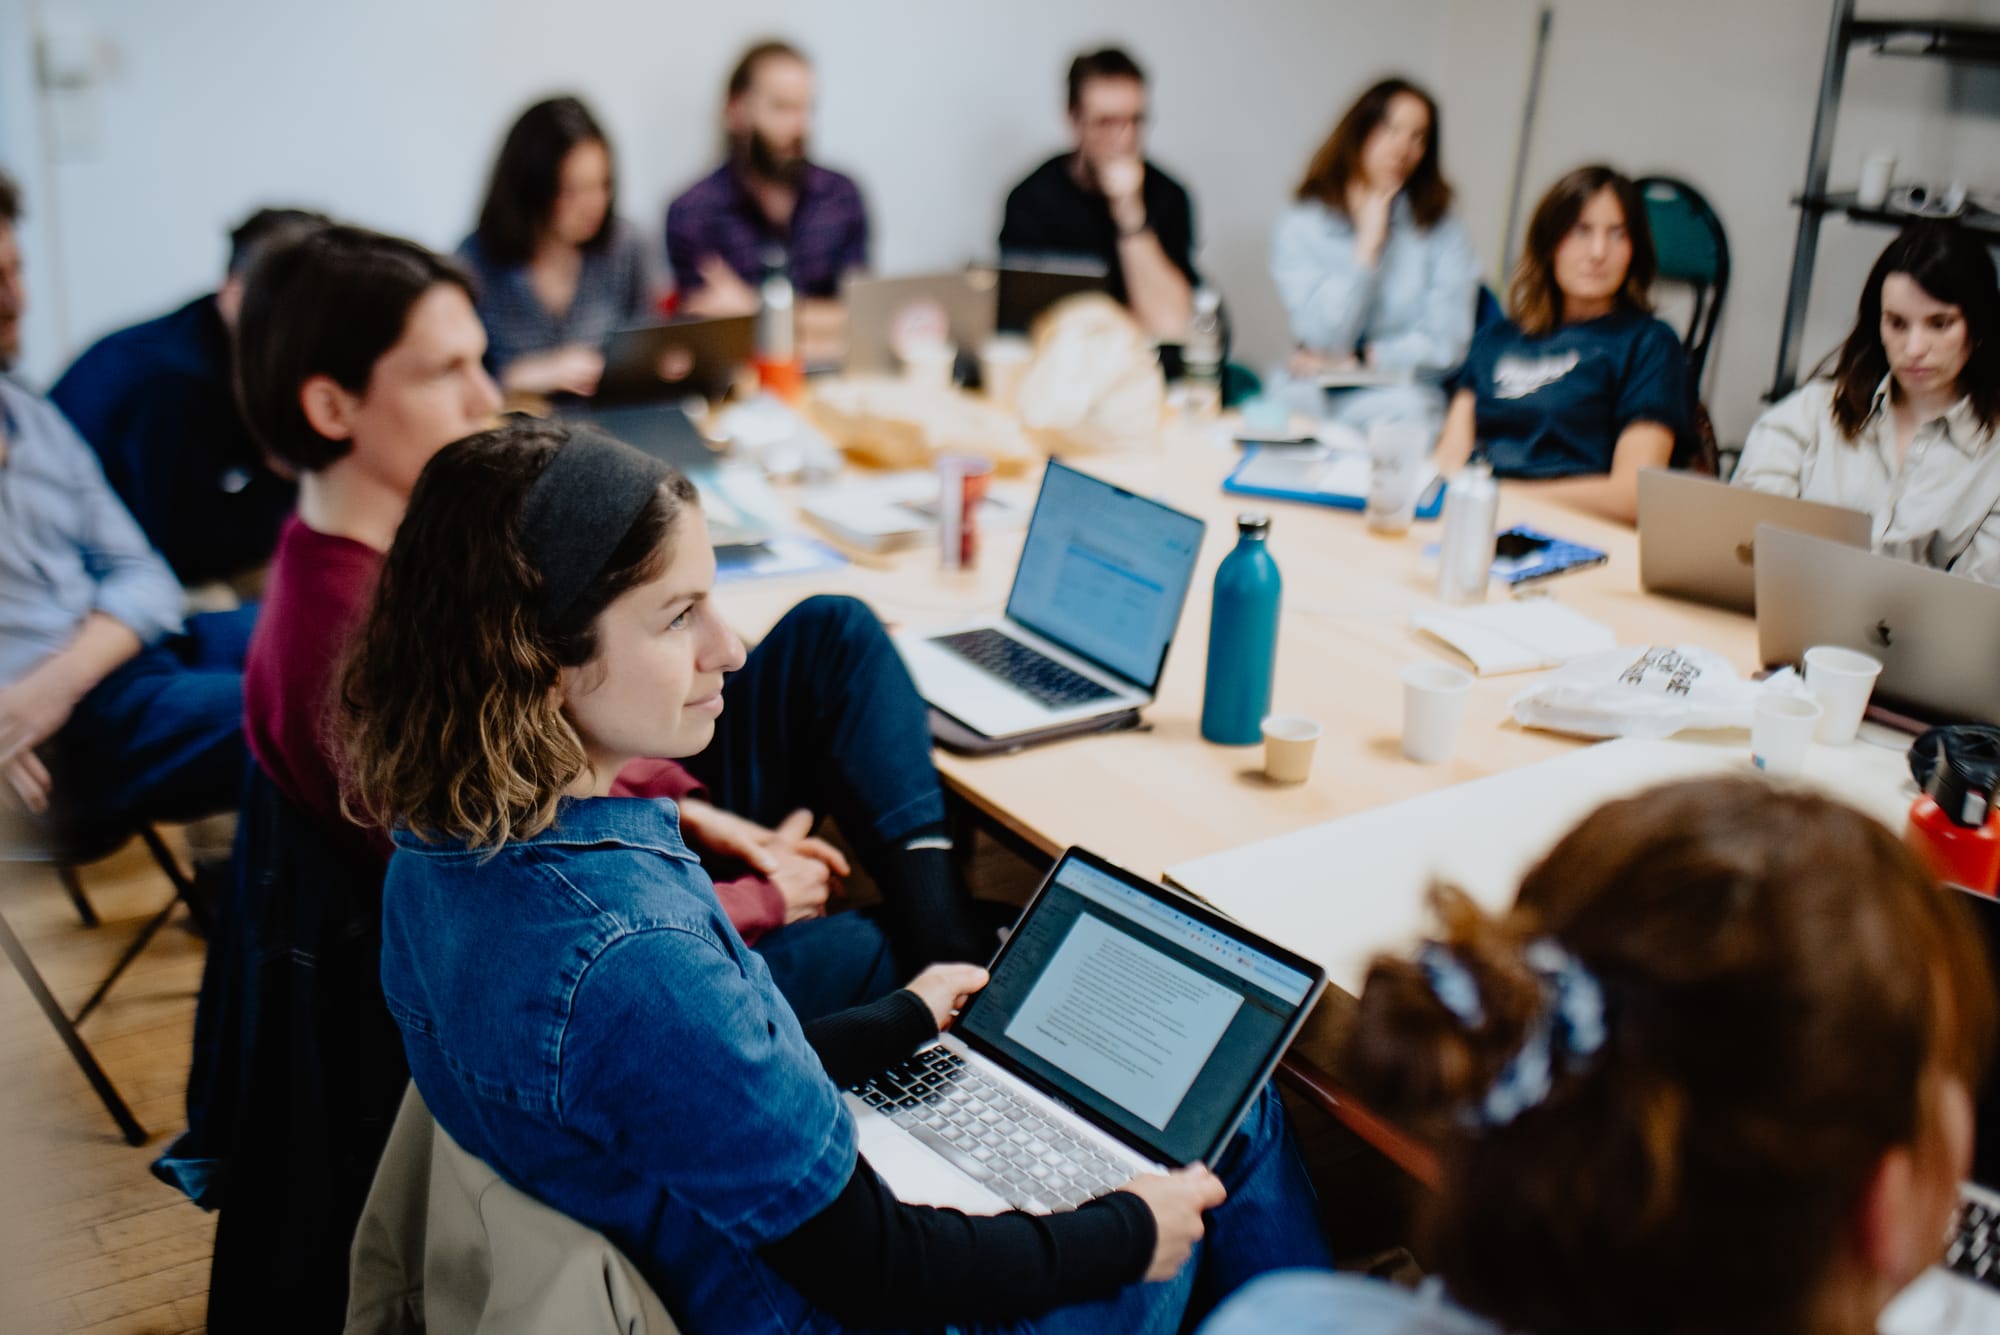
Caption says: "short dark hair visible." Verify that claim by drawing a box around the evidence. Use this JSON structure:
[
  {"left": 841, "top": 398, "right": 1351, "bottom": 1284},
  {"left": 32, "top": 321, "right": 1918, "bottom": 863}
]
[
  {"left": 727, "top": 39, "right": 808, "bottom": 100},
  {"left": 234, "top": 224, "right": 474, "bottom": 474},
  {"left": 473, "top": 96, "right": 617, "bottom": 270},
  {"left": 226, "top": 207, "right": 332, "bottom": 276},
  {"left": 0, "top": 169, "right": 18, "bottom": 225},
  {"left": 1067, "top": 47, "right": 1145, "bottom": 112},
  {"left": 1297, "top": 78, "right": 1454, "bottom": 230},
  {"left": 1825, "top": 222, "right": 2000, "bottom": 440}
]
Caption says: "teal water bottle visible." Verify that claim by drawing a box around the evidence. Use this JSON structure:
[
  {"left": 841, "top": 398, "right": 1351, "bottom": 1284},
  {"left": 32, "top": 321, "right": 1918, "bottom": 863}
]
[{"left": 1201, "top": 513, "right": 1283, "bottom": 745}]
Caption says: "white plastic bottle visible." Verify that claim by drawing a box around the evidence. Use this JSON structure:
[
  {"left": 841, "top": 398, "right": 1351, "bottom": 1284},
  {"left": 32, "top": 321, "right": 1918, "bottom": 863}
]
[
  {"left": 1436, "top": 454, "right": 1500, "bottom": 604},
  {"left": 1182, "top": 287, "right": 1224, "bottom": 419}
]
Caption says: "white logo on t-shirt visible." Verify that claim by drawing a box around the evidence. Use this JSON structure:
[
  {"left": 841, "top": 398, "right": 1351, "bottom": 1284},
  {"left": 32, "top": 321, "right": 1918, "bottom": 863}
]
[{"left": 1491, "top": 350, "right": 1580, "bottom": 400}]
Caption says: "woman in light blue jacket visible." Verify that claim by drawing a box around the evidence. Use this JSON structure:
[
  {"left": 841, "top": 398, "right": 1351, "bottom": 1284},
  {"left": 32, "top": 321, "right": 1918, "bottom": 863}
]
[{"left": 1271, "top": 78, "right": 1482, "bottom": 437}]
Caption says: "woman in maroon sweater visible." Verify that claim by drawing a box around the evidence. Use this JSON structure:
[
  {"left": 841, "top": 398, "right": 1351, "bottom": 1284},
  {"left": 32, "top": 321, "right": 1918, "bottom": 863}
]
[{"left": 235, "top": 226, "right": 991, "bottom": 1007}]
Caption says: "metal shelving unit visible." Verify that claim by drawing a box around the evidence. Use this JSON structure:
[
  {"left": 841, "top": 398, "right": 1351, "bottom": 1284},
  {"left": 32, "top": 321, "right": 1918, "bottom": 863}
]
[{"left": 1769, "top": 1, "right": 2000, "bottom": 399}]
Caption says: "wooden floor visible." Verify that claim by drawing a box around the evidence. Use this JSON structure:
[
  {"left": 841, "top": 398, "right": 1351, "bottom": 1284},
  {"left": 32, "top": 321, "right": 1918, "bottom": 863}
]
[{"left": 1, "top": 833, "right": 213, "bottom": 1335}]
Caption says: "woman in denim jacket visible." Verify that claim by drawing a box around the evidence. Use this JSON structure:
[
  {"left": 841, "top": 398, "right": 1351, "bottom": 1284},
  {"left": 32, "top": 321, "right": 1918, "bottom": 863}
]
[{"left": 338, "top": 417, "right": 1330, "bottom": 1334}]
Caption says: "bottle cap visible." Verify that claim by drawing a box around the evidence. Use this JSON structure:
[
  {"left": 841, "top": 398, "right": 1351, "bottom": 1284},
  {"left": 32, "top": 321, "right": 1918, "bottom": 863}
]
[
  {"left": 1925, "top": 736, "right": 1998, "bottom": 829},
  {"left": 1235, "top": 512, "right": 1271, "bottom": 538}
]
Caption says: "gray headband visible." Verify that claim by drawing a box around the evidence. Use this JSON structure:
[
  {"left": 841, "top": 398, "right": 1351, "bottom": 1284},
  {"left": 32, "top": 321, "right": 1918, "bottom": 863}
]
[{"left": 517, "top": 430, "right": 672, "bottom": 630}]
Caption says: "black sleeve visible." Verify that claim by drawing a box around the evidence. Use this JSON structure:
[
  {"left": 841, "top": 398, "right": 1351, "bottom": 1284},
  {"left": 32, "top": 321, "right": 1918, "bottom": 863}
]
[
  {"left": 800, "top": 989, "right": 938, "bottom": 1089},
  {"left": 1158, "top": 178, "right": 1200, "bottom": 285},
  {"left": 762, "top": 1156, "right": 1155, "bottom": 1326}
]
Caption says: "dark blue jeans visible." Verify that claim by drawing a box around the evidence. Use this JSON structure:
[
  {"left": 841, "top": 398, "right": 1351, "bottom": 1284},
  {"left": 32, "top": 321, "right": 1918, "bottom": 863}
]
[
  {"left": 47, "top": 604, "right": 256, "bottom": 831},
  {"left": 684, "top": 595, "right": 944, "bottom": 1021},
  {"left": 959, "top": 1083, "right": 1330, "bottom": 1334}
]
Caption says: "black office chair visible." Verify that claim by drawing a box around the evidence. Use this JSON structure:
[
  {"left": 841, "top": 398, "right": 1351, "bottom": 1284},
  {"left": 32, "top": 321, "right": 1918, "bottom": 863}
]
[
  {"left": 1637, "top": 175, "right": 1730, "bottom": 391},
  {"left": 0, "top": 812, "right": 214, "bottom": 1145}
]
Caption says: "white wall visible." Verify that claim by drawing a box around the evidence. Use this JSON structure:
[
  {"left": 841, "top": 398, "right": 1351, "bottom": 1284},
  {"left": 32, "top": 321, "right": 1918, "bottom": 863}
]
[
  {"left": 1442, "top": 0, "right": 2000, "bottom": 444},
  {"left": 0, "top": 0, "right": 1453, "bottom": 387}
]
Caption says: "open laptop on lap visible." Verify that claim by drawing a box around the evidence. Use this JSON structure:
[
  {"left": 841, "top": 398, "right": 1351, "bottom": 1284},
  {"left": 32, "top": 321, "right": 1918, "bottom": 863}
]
[
  {"left": 1637, "top": 470, "right": 1871, "bottom": 614},
  {"left": 1755, "top": 526, "right": 2000, "bottom": 726},
  {"left": 846, "top": 847, "right": 1326, "bottom": 1215},
  {"left": 1879, "top": 883, "right": 2000, "bottom": 1333},
  {"left": 893, "top": 460, "right": 1206, "bottom": 744}
]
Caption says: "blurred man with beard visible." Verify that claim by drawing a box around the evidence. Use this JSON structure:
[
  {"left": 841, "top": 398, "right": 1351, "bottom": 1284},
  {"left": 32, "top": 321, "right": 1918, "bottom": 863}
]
[{"left": 666, "top": 40, "right": 869, "bottom": 361}]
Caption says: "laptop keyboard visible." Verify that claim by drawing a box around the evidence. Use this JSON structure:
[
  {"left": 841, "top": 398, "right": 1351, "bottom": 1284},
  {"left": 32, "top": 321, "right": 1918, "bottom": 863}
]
[
  {"left": 1948, "top": 1193, "right": 2000, "bottom": 1289},
  {"left": 931, "top": 628, "right": 1117, "bottom": 711},
  {"left": 851, "top": 1045, "right": 1134, "bottom": 1212}
]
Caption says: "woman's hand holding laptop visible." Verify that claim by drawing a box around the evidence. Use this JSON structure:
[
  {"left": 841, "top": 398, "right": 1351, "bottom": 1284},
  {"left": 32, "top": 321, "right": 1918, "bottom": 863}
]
[
  {"left": 1125, "top": 1167, "right": 1229, "bottom": 1279},
  {"left": 905, "top": 963, "right": 991, "bottom": 1029}
]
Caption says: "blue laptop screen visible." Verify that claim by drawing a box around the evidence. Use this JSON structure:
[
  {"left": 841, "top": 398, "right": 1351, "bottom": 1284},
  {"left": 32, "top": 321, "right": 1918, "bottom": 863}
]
[{"left": 1005, "top": 461, "right": 1207, "bottom": 690}]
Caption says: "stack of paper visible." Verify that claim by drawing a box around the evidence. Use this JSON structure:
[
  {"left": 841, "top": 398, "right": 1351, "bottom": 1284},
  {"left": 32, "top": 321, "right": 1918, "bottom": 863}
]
[{"left": 1411, "top": 601, "right": 1617, "bottom": 675}]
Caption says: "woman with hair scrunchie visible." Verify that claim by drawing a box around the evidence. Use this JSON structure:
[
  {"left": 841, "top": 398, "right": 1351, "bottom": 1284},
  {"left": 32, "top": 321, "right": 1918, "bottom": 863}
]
[{"left": 1204, "top": 776, "right": 1995, "bottom": 1335}]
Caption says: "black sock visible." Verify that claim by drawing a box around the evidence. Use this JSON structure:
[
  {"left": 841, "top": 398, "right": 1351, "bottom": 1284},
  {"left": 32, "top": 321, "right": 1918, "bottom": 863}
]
[{"left": 876, "top": 826, "right": 990, "bottom": 970}]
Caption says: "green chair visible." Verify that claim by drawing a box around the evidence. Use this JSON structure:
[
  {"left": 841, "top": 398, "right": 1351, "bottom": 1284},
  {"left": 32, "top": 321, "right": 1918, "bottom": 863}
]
[{"left": 1638, "top": 176, "right": 1730, "bottom": 390}]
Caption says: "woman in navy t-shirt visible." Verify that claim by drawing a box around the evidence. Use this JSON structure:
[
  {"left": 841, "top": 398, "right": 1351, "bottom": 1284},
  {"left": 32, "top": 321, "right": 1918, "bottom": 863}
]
[{"left": 1434, "top": 165, "right": 1691, "bottom": 525}]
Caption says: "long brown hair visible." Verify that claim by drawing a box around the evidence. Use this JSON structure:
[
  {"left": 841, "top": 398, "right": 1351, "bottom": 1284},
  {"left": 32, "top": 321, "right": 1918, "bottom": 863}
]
[
  {"left": 1295, "top": 78, "right": 1451, "bottom": 230},
  {"left": 338, "top": 417, "right": 699, "bottom": 849},
  {"left": 473, "top": 96, "right": 617, "bottom": 269},
  {"left": 1823, "top": 221, "right": 2000, "bottom": 440},
  {"left": 1346, "top": 778, "right": 1994, "bottom": 1335},
  {"left": 1507, "top": 164, "right": 1656, "bottom": 337}
]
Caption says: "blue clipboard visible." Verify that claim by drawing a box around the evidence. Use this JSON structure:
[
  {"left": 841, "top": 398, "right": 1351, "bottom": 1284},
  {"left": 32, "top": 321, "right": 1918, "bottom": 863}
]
[{"left": 1223, "top": 446, "right": 1446, "bottom": 521}]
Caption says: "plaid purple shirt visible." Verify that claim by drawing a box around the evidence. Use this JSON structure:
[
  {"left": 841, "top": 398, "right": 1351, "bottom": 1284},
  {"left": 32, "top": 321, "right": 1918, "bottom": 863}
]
[{"left": 665, "top": 162, "right": 870, "bottom": 300}]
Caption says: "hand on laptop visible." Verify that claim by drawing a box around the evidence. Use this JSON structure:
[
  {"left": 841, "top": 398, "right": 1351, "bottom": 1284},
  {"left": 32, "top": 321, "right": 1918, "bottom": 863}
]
[
  {"left": 1120, "top": 1165, "right": 1227, "bottom": 1280},
  {"left": 904, "top": 963, "right": 989, "bottom": 1029},
  {"left": 500, "top": 343, "right": 604, "bottom": 398}
]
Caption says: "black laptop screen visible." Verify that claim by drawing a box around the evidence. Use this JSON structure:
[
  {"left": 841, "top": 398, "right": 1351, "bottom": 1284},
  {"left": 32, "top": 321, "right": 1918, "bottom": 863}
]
[
  {"left": 955, "top": 851, "right": 1320, "bottom": 1166},
  {"left": 1957, "top": 886, "right": 2000, "bottom": 1189}
]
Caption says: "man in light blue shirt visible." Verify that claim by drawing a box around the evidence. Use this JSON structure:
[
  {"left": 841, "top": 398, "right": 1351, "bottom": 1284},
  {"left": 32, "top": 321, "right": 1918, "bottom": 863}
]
[{"left": 0, "top": 171, "right": 250, "bottom": 829}]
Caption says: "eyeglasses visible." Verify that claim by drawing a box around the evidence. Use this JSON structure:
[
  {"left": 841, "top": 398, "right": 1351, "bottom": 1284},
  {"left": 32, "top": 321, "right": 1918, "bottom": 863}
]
[{"left": 1081, "top": 112, "right": 1146, "bottom": 134}]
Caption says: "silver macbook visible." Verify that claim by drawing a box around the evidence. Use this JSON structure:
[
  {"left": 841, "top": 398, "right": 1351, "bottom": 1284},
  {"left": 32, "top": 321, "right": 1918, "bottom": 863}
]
[
  {"left": 845, "top": 847, "right": 1326, "bottom": 1215},
  {"left": 1879, "top": 883, "right": 2000, "bottom": 1333},
  {"left": 1755, "top": 525, "right": 2000, "bottom": 726},
  {"left": 1638, "top": 470, "right": 1871, "bottom": 614},
  {"left": 893, "top": 460, "right": 1206, "bottom": 742},
  {"left": 843, "top": 270, "right": 998, "bottom": 375}
]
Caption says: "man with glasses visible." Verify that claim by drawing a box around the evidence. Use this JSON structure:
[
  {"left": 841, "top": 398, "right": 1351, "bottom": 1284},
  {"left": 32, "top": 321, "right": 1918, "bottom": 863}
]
[{"left": 999, "top": 47, "right": 1197, "bottom": 339}]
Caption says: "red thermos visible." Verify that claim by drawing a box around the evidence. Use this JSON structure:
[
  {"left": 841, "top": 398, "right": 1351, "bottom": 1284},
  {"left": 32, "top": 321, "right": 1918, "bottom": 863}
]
[{"left": 1907, "top": 738, "right": 2000, "bottom": 895}]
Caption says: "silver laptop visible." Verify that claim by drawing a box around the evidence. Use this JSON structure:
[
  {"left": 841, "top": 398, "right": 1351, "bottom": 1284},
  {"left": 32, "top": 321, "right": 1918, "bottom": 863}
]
[
  {"left": 845, "top": 847, "right": 1326, "bottom": 1215},
  {"left": 1638, "top": 470, "right": 1871, "bottom": 614},
  {"left": 1755, "top": 525, "right": 2000, "bottom": 727},
  {"left": 1879, "top": 884, "right": 2000, "bottom": 1333},
  {"left": 843, "top": 270, "right": 998, "bottom": 375},
  {"left": 894, "top": 460, "right": 1206, "bottom": 742}
]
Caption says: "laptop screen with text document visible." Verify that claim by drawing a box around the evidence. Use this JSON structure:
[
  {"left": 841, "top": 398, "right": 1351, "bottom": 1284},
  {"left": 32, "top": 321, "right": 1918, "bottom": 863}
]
[
  {"left": 955, "top": 852, "right": 1320, "bottom": 1166},
  {"left": 1004, "top": 461, "right": 1206, "bottom": 691}
]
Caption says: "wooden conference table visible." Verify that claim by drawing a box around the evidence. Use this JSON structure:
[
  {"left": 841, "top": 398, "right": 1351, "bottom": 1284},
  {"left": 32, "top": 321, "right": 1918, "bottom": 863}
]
[
  {"left": 722, "top": 415, "right": 1770, "bottom": 881},
  {"left": 717, "top": 406, "right": 1917, "bottom": 1181}
]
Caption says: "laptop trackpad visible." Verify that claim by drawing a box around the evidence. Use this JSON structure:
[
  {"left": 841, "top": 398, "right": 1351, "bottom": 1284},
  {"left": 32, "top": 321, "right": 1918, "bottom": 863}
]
[{"left": 853, "top": 1104, "right": 1010, "bottom": 1215}]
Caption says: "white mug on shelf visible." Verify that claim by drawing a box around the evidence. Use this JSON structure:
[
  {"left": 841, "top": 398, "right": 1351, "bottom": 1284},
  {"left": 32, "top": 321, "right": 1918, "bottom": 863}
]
[{"left": 1857, "top": 151, "right": 1897, "bottom": 209}]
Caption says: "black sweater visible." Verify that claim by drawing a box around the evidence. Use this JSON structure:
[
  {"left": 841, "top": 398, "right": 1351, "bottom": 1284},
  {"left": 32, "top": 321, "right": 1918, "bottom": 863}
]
[{"left": 766, "top": 990, "right": 1157, "bottom": 1327}]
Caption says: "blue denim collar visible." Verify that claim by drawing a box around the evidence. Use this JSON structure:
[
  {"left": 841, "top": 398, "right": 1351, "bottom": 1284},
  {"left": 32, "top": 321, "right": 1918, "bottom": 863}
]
[{"left": 390, "top": 795, "right": 697, "bottom": 862}]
